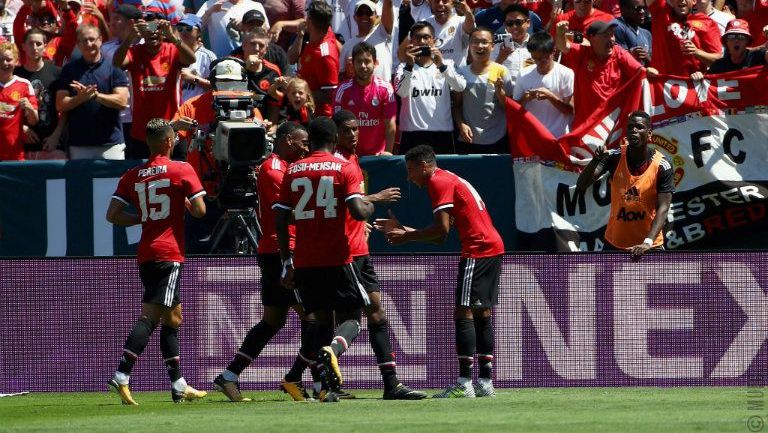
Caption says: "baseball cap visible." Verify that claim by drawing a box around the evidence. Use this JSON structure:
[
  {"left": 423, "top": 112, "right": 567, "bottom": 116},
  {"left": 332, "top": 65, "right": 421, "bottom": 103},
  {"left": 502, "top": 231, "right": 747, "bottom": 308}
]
[
  {"left": 723, "top": 18, "right": 752, "bottom": 42},
  {"left": 242, "top": 9, "right": 265, "bottom": 25},
  {"left": 114, "top": 4, "right": 142, "bottom": 21},
  {"left": 214, "top": 59, "right": 244, "bottom": 80},
  {"left": 355, "top": 0, "right": 377, "bottom": 13},
  {"left": 586, "top": 20, "right": 618, "bottom": 37},
  {"left": 178, "top": 13, "right": 202, "bottom": 29}
]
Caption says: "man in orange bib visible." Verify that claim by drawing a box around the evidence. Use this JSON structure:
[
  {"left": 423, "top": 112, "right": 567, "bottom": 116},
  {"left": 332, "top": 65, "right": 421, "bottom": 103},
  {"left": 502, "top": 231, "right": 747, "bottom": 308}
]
[{"left": 576, "top": 110, "right": 674, "bottom": 261}]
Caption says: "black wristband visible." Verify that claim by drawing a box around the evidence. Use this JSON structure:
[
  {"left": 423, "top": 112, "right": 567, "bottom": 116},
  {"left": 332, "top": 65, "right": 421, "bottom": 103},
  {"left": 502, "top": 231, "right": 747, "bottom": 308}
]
[{"left": 438, "top": 64, "right": 448, "bottom": 73}]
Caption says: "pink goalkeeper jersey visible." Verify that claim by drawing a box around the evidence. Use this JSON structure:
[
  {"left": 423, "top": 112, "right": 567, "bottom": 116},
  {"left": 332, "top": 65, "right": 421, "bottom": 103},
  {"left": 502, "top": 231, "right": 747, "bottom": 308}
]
[{"left": 333, "top": 76, "right": 396, "bottom": 156}]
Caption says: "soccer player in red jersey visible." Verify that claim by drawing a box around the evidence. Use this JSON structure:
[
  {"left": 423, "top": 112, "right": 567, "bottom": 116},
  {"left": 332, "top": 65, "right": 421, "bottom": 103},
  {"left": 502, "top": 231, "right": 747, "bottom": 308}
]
[
  {"left": 213, "top": 122, "right": 318, "bottom": 402},
  {"left": 375, "top": 145, "right": 505, "bottom": 398},
  {"left": 273, "top": 116, "right": 373, "bottom": 402},
  {"left": 328, "top": 110, "right": 427, "bottom": 400},
  {"left": 106, "top": 118, "right": 207, "bottom": 405},
  {"left": 113, "top": 14, "right": 196, "bottom": 158},
  {"left": 0, "top": 41, "right": 38, "bottom": 161}
]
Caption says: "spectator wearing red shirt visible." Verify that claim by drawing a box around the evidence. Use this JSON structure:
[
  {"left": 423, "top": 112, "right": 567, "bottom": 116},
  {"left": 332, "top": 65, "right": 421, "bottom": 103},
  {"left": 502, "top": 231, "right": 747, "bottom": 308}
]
[
  {"left": 333, "top": 42, "right": 397, "bottom": 156},
  {"left": 288, "top": 0, "right": 339, "bottom": 117},
  {"left": 646, "top": 0, "right": 723, "bottom": 77},
  {"left": 14, "top": 0, "right": 78, "bottom": 66},
  {"left": 106, "top": 118, "right": 207, "bottom": 406},
  {"left": 551, "top": 0, "right": 615, "bottom": 39},
  {"left": 0, "top": 40, "right": 38, "bottom": 161},
  {"left": 555, "top": 20, "right": 646, "bottom": 129},
  {"left": 113, "top": 13, "right": 195, "bottom": 158},
  {"left": 374, "top": 145, "right": 505, "bottom": 399}
]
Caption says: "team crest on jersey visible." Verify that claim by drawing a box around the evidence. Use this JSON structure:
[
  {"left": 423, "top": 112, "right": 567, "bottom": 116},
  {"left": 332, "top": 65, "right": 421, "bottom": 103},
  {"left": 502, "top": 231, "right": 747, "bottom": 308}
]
[
  {"left": 447, "top": 26, "right": 456, "bottom": 36},
  {"left": 259, "top": 80, "right": 270, "bottom": 90},
  {"left": 161, "top": 62, "right": 170, "bottom": 72},
  {"left": 46, "top": 46, "right": 56, "bottom": 57},
  {"left": 651, "top": 134, "right": 684, "bottom": 187},
  {"left": 9, "top": 90, "right": 20, "bottom": 101},
  {"left": 371, "top": 96, "right": 379, "bottom": 106}
]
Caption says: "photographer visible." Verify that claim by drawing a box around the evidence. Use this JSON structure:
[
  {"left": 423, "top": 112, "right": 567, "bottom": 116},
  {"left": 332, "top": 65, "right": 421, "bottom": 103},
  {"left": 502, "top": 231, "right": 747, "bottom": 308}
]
[{"left": 113, "top": 12, "right": 196, "bottom": 159}]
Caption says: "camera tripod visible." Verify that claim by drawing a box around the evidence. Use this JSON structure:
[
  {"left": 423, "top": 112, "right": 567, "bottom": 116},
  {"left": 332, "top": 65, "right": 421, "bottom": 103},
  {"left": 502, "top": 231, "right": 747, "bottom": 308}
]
[{"left": 207, "top": 207, "right": 261, "bottom": 255}]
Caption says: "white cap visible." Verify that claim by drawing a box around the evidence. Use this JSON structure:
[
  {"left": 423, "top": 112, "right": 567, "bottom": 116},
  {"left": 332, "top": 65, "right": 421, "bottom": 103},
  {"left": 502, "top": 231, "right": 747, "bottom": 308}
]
[
  {"left": 355, "top": 0, "right": 378, "bottom": 13},
  {"left": 214, "top": 59, "right": 243, "bottom": 80}
]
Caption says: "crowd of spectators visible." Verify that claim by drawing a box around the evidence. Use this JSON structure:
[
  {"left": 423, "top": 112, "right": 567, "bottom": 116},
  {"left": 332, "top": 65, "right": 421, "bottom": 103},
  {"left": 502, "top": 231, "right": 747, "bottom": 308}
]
[{"left": 0, "top": 0, "right": 766, "bottom": 165}]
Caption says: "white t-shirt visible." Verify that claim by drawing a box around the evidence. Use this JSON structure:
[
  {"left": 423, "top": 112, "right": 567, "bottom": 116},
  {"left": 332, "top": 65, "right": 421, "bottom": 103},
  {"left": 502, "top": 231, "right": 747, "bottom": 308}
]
[
  {"left": 196, "top": 0, "right": 270, "bottom": 57},
  {"left": 708, "top": 9, "right": 732, "bottom": 35},
  {"left": 394, "top": 60, "right": 466, "bottom": 132},
  {"left": 426, "top": 14, "right": 469, "bottom": 66},
  {"left": 339, "top": 24, "right": 393, "bottom": 82},
  {"left": 490, "top": 33, "right": 532, "bottom": 89},
  {"left": 410, "top": 0, "right": 433, "bottom": 22},
  {"left": 182, "top": 46, "right": 217, "bottom": 103},
  {"left": 512, "top": 62, "right": 574, "bottom": 138}
]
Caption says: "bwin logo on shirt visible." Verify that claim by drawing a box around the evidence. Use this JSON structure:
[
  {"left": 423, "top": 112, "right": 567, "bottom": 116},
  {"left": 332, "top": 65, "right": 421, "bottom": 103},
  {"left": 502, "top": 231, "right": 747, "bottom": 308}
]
[{"left": 411, "top": 87, "right": 443, "bottom": 98}]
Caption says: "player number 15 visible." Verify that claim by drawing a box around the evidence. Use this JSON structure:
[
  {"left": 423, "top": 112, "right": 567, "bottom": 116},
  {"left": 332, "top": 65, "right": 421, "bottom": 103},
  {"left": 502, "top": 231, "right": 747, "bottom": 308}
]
[{"left": 135, "top": 179, "right": 170, "bottom": 222}]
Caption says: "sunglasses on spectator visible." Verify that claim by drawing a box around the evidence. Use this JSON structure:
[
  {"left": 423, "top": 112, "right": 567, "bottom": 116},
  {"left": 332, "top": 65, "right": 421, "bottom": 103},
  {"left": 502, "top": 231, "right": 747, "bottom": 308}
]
[
  {"left": 505, "top": 19, "right": 527, "bottom": 27},
  {"left": 726, "top": 34, "right": 749, "bottom": 41},
  {"left": 39, "top": 17, "right": 56, "bottom": 25},
  {"left": 176, "top": 24, "right": 194, "bottom": 32},
  {"left": 355, "top": 8, "right": 374, "bottom": 16}
]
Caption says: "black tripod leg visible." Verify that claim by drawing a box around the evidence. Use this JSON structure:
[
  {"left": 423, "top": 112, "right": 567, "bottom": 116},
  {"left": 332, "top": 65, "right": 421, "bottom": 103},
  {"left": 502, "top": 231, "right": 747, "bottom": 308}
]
[
  {"left": 236, "top": 213, "right": 259, "bottom": 252},
  {"left": 208, "top": 214, "right": 232, "bottom": 253}
]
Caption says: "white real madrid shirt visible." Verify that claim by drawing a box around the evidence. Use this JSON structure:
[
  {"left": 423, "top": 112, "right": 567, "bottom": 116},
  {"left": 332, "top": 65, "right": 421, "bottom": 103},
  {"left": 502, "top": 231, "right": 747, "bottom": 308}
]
[
  {"left": 425, "top": 14, "right": 469, "bottom": 67},
  {"left": 394, "top": 60, "right": 466, "bottom": 132},
  {"left": 339, "top": 24, "right": 393, "bottom": 82}
]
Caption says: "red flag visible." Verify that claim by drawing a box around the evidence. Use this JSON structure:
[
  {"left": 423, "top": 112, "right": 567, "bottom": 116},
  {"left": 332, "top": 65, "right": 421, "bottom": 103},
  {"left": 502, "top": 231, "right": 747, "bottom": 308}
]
[{"left": 505, "top": 69, "right": 646, "bottom": 168}]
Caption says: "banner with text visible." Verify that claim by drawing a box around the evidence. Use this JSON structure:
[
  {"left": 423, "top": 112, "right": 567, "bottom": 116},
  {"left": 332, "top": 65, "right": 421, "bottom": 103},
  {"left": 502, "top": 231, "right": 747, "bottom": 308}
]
[
  {"left": 514, "top": 68, "right": 768, "bottom": 251},
  {"left": 1, "top": 253, "right": 765, "bottom": 392}
]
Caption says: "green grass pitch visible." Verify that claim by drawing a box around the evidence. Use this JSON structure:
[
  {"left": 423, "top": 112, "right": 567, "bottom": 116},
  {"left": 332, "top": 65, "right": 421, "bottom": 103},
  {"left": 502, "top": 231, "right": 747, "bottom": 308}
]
[{"left": 0, "top": 387, "right": 760, "bottom": 433}]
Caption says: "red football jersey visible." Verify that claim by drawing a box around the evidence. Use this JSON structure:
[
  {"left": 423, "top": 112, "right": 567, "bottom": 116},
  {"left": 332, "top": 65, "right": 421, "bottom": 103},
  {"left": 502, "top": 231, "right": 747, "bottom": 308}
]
[
  {"left": 0, "top": 76, "right": 37, "bottom": 161},
  {"left": 113, "top": 155, "right": 205, "bottom": 264},
  {"left": 125, "top": 42, "right": 182, "bottom": 141},
  {"left": 428, "top": 169, "right": 505, "bottom": 259},
  {"left": 298, "top": 29, "right": 339, "bottom": 116},
  {"left": 275, "top": 151, "right": 364, "bottom": 268},
  {"left": 334, "top": 149, "right": 368, "bottom": 257},
  {"left": 257, "top": 154, "right": 296, "bottom": 255},
  {"left": 649, "top": 1, "right": 722, "bottom": 76},
  {"left": 551, "top": 8, "right": 615, "bottom": 37}
]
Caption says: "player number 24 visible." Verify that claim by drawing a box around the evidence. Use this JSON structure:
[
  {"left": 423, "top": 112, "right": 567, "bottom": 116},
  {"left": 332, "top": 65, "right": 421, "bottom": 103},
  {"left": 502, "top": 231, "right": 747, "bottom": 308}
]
[
  {"left": 135, "top": 179, "right": 170, "bottom": 221},
  {"left": 292, "top": 176, "right": 337, "bottom": 220}
]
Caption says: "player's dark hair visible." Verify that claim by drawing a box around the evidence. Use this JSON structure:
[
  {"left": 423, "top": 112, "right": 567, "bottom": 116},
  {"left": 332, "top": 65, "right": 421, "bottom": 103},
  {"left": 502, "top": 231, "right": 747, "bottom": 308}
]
[
  {"left": 308, "top": 0, "right": 334, "bottom": 31},
  {"left": 276, "top": 121, "right": 306, "bottom": 143},
  {"left": 526, "top": 31, "right": 555, "bottom": 53},
  {"left": 308, "top": 116, "right": 338, "bottom": 151},
  {"left": 469, "top": 26, "right": 494, "bottom": 41},
  {"left": 619, "top": 0, "right": 636, "bottom": 9},
  {"left": 332, "top": 109, "right": 357, "bottom": 127},
  {"left": 628, "top": 110, "right": 651, "bottom": 125},
  {"left": 405, "top": 145, "right": 436, "bottom": 164},
  {"left": 24, "top": 28, "right": 48, "bottom": 43},
  {"left": 146, "top": 118, "right": 174, "bottom": 146},
  {"left": 409, "top": 21, "right": 435, "bottom": 38},
  {"left": 503, "top": 4, "right": 530, "bottom": 19},
  {"left": 351, "top": 41, "right": 377, "bottom": 62}
]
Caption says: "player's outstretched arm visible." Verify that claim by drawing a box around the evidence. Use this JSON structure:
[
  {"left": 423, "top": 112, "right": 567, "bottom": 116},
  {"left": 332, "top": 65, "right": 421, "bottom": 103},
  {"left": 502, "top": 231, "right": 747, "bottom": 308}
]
[
  {"left": 106, "top": 198, "right": 141, "bottom": 226},
  {"left": 186, "top": 196, "right": 206, "bottom": 218},
  {"left": 380, "top": 210, "right": 450, "bottom": 245},
  {"left": 348, "top": 197, "right": 375, "bottom": 221},
  {"left": 365, "top": 187, "right": 401, "bottom": 203}
]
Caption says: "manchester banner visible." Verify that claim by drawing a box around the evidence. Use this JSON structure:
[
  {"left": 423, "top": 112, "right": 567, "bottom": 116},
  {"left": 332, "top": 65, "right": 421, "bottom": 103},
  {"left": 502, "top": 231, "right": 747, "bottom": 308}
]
[{"left": 513, "top": 67, "right": 768, "bottom": 251}]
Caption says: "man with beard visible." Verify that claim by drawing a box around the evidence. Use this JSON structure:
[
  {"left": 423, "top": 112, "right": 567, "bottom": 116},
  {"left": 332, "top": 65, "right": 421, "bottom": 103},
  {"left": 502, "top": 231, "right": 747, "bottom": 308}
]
[
  {"left": 576, "top": 111, "right": 674, "bottom": 260},
  {"left": 332, "top": 42, "right": 396, "bottom": 156},
  {"left": 113, "top": 12, "right": 196, "bottom": 159},
  {"left": 707, "top": 18, "right": 767, "bottom": 72},
  {"left": 613, "top": 0, "right": 653, "bottom": 66},
  {"left": 646, "top": 0, "right": 722, "bottom": 76},
  {"left": 15, "top": 28, "right": 65, "bottom": 157}
]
